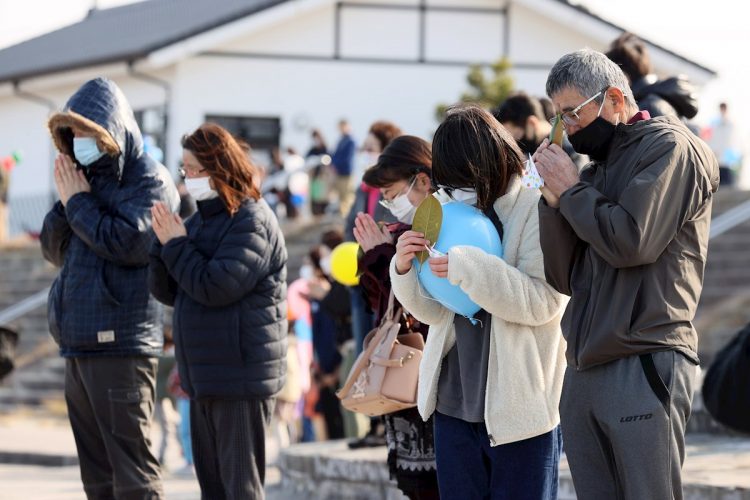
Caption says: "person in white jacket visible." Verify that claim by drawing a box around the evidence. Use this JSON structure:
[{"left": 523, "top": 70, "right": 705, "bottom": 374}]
[{"left": 390, "top": 105, "right": 567, "bottom": 499}]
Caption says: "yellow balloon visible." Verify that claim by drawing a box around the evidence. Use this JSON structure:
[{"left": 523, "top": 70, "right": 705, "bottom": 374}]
[{"left": 330, "top": 242, "right": 360, "bottom": 286}]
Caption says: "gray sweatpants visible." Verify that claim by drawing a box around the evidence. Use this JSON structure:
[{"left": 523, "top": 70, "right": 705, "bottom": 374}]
[{"left": 560, "top": 350, "right": 698, "bottom": 500}]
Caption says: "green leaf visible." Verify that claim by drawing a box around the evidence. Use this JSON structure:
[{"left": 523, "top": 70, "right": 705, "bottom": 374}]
[
  {"left": 549, "top": 114, "right": 564, "bottom": 146},
  {"left": 411, "top": 195, "right": 443, "bottom": 264}
]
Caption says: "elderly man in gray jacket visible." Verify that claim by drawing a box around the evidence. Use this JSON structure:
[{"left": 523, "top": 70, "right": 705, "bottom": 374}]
[{"left": 534, "top": 49, "right": 719, "bottom": 500}]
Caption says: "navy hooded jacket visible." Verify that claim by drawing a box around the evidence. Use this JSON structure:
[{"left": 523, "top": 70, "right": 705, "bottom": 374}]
[{"left": 40, "top": 77, "right": 179, "bottom": 357}]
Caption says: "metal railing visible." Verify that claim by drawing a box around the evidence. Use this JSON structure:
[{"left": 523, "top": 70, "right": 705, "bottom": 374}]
[
  {"left": 0, "top": 287, "right": 49, "bottom": 325},
  {"left": 709, "top": 198, "right": 750, "bottom": 240}
]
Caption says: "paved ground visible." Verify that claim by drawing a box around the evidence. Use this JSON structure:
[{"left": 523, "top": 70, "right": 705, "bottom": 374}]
[
  {"left": 0, "top": 410, "right": 293, "bottom": 499},
  {"left": 1, "top": 410, "right": 749, "bottom": 499}
]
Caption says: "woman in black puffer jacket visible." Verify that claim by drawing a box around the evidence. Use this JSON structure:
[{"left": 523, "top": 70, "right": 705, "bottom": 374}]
[{"left": 149, "top": 123, "right": 287, "bottom": 500}]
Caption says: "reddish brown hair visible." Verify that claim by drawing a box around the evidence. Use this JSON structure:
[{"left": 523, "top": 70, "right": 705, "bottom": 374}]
[
  {"left": 181, "top": 123, "right": 261, "bottom": 215},
  {"left": 368, "top": 121, "right": 403, "bottom": 151},
  {"left": 362, "top": 135, "right": 431, "bottom": 188}
]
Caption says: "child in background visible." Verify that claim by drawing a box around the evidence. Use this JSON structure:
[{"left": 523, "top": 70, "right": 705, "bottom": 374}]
[{"left": 167, "top": 366, "right": 194, "bottom": 476}]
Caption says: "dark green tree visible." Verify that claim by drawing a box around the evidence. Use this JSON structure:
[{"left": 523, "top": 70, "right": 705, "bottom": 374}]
[{"left": 436, "top": 58, "right": 515, "bottom": 121}]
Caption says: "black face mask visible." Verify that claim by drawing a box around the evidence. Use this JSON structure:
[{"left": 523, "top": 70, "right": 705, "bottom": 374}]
[
  {"left": 516, "top": 134, "right": 541, "bottom": 156},
  {"left": 568, "top": 116, "right": 617, "bottom": 161},
  {"left": 515, "top": 125, "right": 542, "bottom": 156}
]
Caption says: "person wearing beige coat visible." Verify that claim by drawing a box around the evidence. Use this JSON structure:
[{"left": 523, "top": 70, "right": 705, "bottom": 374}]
[
  {"left": 391, "top": 105, "right": 567, "bottom": 499},
  {"left": 391, "top": 173, "right": 568, "bottom": 441}
]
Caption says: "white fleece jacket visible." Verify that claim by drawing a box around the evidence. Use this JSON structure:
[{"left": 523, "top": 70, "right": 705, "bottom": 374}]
[{"left": 389, "top": 175, "right": 568, "bottom": 446}]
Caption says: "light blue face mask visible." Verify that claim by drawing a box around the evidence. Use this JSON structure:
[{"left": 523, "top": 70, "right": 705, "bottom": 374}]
[{"left": 73, "top": 137, "right": 105, "bottom": 166}]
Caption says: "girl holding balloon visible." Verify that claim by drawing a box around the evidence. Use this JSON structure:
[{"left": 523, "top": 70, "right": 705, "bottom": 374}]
[
  {"left": 390, "top": 105, "right": 567, "bottom": 499},
  {"left": 352, "top": 135, "right": 439, "bottom": 499}
]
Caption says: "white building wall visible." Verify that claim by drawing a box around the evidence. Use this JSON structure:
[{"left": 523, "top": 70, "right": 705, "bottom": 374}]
[
  {"left": 219, "top": 3, "right": 334, "bottom": 55},
  {"left": 0, "top": 0, "right": 718, "bottom": 234},
  {"left": 169, "top": 55, "right": 469, "bottom": 161},
  {"left": 0, "top": 66, "right": 174, "bottom": 234},
  {"left": 509, "top": 3, "right": 604, "bottom": 64}
]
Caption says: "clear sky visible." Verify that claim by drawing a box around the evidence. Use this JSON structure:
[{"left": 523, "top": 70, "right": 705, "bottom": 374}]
[
  {"left": 0, "top": 0, "right": 745, "bottom": 128},
  {"left": 571, "top": 0, "right": 746, "bottom": 126}
]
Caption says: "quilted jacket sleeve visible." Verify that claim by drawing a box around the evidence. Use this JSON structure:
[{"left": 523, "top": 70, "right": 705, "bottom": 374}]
[
  {"left": 64, "top": 172, "right": 170, "bottom": 266},
  {"left": 159, "top": 212, "right": 271, "bottom": 307},
  {"left": 148, "top": 239, "right": 177, "bottom": 306},
  {"left": 40, "top": 201, "right": 73, "bottom": 267}
]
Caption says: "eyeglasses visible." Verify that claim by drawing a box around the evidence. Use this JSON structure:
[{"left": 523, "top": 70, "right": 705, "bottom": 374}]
[
  {"left": 379, "top": 177, "right": 416, "bottom": 209},
  {"left": 435, "top": 185, "right": 470, "bottom": 197},
  {"left": 557, "top": 87, "right": 609, "bottom": 127},
  {"left": 178, "top": 167, "right": 206, "bottom": 179}
]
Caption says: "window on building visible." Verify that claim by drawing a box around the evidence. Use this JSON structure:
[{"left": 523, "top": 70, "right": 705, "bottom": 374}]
[
  {"left": 205, "top": 115, "right": 281, "bottom": 171},
  {"left": 134, "top": 107, "right": 166, "bottom": 165}
]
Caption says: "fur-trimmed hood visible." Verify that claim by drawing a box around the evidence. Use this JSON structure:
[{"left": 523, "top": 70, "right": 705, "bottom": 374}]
[{"left": 47, "top": 77, "right": 143, "bottom": 176}]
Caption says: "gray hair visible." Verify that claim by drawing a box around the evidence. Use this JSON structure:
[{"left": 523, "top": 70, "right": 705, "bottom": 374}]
[{"left": 546, "top": 48, "right": 637, "bottom": 109}]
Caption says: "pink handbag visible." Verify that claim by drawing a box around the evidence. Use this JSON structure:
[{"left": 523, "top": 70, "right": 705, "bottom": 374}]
[{"left": 337, "top": 291, "right": 424, "bottom": 416}]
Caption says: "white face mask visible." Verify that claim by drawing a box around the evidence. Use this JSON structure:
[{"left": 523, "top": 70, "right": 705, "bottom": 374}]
[
  {"left": 319, "top": 255, "right": 332, "bottom": 276},
  {"left": 299, "top": 264, "right": 314, "bottom": 281},
  {"left": 184, "top": 177, "right": 219, "bottom": 201},
  {"left": 379, "top": 178, "right": 417, "bottom": 224},
  {"left": 389, "top": 193, "right": 418, "bottom": 224},
  {"left": 448, "top": 187, "right": 477, "bottom": 206}
]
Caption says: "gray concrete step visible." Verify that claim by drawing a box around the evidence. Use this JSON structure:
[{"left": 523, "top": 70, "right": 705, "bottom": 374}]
[
  {"left": 278, "top": 436, "right": 750, "bottom": 499},
  {"left": 0, "top": 215, "right": 338, "bottom": 408}
]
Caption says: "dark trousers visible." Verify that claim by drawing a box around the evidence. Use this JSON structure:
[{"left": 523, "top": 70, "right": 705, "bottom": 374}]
[
  {"left": 560, "top": 351, "right": 697, "bottom": 500},
  {"left": 317, "top": 386, "right": 345, "bottom": 439},
  {"left": 719, "top": 166, "right": 735, "bottom": 188},
  {"left": 433, "top": 412, "right": 561, "bottom": 500},
  {"left": 65, "top": 356, "right": 163, "bottom": 500},
  {"left": 348, "top": 286, "right": 373, "bottom": 356},
  {"left": 191, "top": 398, "right": 274, "bottom": 500}
]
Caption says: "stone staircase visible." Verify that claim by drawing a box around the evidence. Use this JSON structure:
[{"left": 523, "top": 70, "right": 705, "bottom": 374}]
[
  {"left": 678, "top": 189, "right": 750, "bottom": 434},
  {"left": 277, "top": 438, "right": 750, "bottom": 500},
  {"left": 699, "top": 188, "right": 750, "bottom": 317},
  {"left": 0, "top": 216, "right": 341, "bottom": 410},
  {"left": 0, "top": 243, "right": 62, "bottom": 409}
]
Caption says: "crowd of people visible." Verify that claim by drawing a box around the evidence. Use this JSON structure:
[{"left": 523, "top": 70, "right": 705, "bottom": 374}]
[{"left": 39, "top": 36, "right": 723, "bottom": 500}]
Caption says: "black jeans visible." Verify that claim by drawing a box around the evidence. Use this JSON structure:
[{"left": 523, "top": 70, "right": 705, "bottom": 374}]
[{"left": 65, "top": 356, "right": 163, "bottom": 499}]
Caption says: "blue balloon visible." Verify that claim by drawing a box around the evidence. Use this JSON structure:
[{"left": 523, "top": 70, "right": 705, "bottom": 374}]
[{"left": 416, "top": 202, "right": 503, "bottom": 319}]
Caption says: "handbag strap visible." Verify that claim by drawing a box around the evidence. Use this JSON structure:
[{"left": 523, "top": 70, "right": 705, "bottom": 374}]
[
  {"left": 371, "top": 350, "right": 417, "bottom": 368},
  {"left": 384, "top": 288, "right": 396, "bottom": 320},
  {"left": 336, "top": 319, "right": 395, "bottom": 399},
  {"left": 336, "top": 290, "right": 402, "bottom": 400},
  {"left": 483, "top": 204, "right": 504, "bottom": 241}
]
